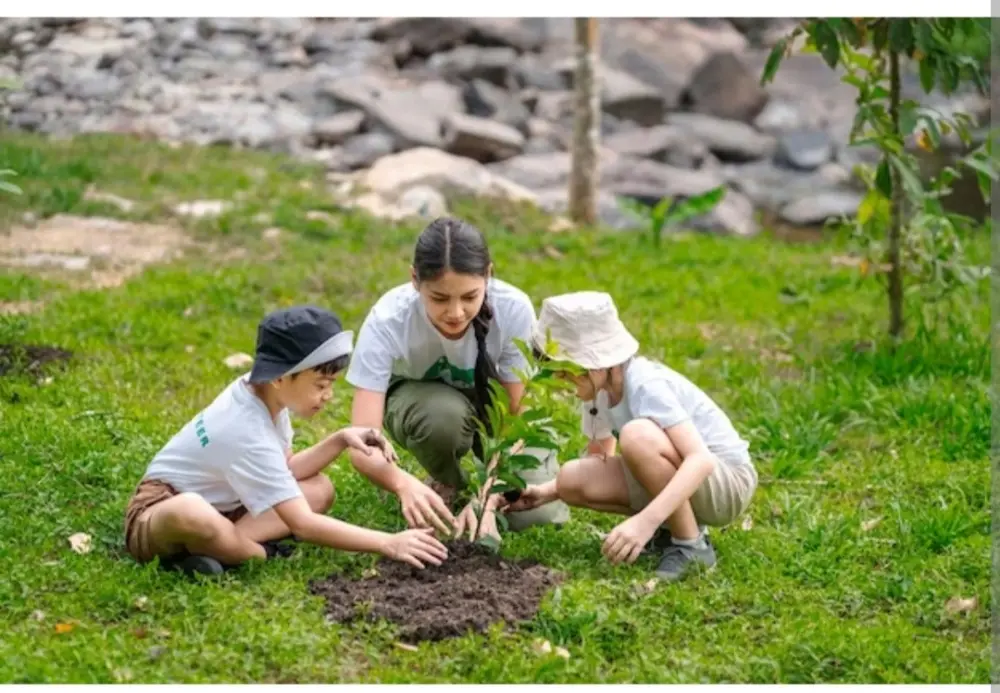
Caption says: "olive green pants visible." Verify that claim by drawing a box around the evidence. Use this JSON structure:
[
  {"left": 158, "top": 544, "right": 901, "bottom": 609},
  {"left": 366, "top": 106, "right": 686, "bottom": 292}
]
[{"left": 383, "top": 380, "right": 570, "bottom": 531}]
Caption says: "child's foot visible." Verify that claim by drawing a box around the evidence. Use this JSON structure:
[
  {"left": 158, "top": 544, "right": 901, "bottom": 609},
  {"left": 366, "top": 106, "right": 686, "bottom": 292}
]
[
  {"left": 655, "top": 536, "right": 717, "bottom": 581},
  {"left": 161, "top": 553, "right": 227, "bottom": 576}
]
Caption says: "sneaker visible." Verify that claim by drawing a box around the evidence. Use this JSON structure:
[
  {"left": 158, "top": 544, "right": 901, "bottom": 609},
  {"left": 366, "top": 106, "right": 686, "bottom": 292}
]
[
  {"left": 654, "top": 536, "right": 717, "bottom": 581},
  {"left": 641, "top": 528, "right": 674, "bottom": 556},
  {"left": 260, "top": 540, "right": 296, "bottom": 559},
  {"left": 161, "top": 554, "right": 226, "bottom": 577}
]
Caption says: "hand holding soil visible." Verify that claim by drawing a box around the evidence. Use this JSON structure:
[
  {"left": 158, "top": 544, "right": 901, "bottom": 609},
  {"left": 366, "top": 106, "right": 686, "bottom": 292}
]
[
  {"left": 379, "top": 527, "right": 449, "bottom": 569},
  {"left": 335, "top": 426, "right": 399, "bottom": 464},
  {"left": 500, "top": 482, "right": 558, "bottom": 514},
  {"left": 398, "top": 477, "right": 456, "bottom": 535}
]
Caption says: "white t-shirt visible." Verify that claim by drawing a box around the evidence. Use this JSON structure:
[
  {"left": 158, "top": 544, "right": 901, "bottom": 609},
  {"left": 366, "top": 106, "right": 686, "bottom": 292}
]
[
  {"left": 143, "top": 375, "right": 303, "bottom": 517},
  {"left": 346, "top": 278, "right": 535, "bottom": 393},
  {"left": 581, "top": 356, "right": 752, "bottom": 467}
]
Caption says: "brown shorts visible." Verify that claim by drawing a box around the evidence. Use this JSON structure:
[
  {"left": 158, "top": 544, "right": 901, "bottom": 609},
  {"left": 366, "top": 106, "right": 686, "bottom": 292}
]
[{"left": 124, "top": 479, "right": 248, "bottom": 563}]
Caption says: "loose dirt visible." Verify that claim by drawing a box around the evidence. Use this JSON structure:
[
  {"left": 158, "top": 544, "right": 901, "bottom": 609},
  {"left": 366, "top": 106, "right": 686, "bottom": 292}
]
[{"left": 309, "top": 540, "right": 562, "bottom": 643}]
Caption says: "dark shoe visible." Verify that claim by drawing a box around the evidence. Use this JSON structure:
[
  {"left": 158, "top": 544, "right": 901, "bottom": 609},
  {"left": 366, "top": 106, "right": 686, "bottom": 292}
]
[
  {"left": 260, "top": 540, "right": 296, "bottom": 559},
  {"left": 655, "top": 536, "right": 717, "bottom": 581},
  {"left": 641, "top": 528, "right": 674, "bottom": 556},
  {"left": 161, "top": 553, "right": 226, "bottom": 576}
]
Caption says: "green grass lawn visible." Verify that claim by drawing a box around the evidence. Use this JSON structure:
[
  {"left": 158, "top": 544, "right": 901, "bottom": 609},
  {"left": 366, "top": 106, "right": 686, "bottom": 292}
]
[{"left": 0, "top": 133, "right": 990, "bottom": 683}]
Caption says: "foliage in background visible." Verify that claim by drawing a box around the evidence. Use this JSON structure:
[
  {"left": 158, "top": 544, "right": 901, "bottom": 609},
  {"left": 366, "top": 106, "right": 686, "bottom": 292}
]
[{"left": 762, "top": 18, "right": 996, "bottom": 341}]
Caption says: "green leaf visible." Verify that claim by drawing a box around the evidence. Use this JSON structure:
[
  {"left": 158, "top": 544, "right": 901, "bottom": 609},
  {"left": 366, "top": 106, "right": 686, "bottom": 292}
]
[
  {"left": 873, "top": 20, "right": 889, "bottom": 51},
  {"left": 0, "top": 180, "right": 22, "bottom": 195},
  {"left": 915, "top": 21, "right": 934, "bottom": 53},
  {"left": 888, "top": 20, "right": 914, "bottom": 54},
  {"left": 898, "top": 106, "right": 918, "bottom": 136},
  {"left": 663, "top": 186, "right": 726, "bottom": 227},
  {"left": 761, "top": 38, "right": 788, "bottom": 85},
  {"left": 475, "top": 535, "right": 501, "bottom": 553},
  {"left": 814, "top": 21, "right": 841, "bottom": 68},
  {"left": 890, "top": 153, "right": 925, "bottom": 198},
  {"left": 875, "top": 160, "right": 893, "bottom": 197}
]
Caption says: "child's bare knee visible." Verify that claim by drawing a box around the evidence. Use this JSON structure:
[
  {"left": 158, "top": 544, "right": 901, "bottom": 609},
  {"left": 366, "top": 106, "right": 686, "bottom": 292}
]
[
  {"left": 555, "top": 461, "right": 585, "bottom": 505},
  {"left": 619, "top": 419, "right": 680, "bottom": 465},
  {"left": 303, "top": 474, "right": 335, "bottom": 513}
]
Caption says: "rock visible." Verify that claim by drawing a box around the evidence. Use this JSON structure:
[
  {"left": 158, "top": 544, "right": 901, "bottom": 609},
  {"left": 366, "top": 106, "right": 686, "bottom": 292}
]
[
  {"left": 601, "top": 124, "right": 710, "bottom": 168},
  {"left": 396, "top": 185, "right": 449, "bottom": 219},
  {"left": 722, "top": 160, "right": 855, "bottom": 212},
  {"left": 337, "top": 132, "right": 396, "bottom": 170},
  {"left": 207, "top": 36, "right": 248, "bottom": 60},
  {"left": 559, "top": 61, "right": 664, "bottom": 126},
  {"left": 442, "top": 113, "right": 525, "bottom": 163},
  {"left": 776, "top": 130, "right": 833, "bottom": 171},
  {"left": 174, "top": 200, "right": 232, "bottom": 218},
  {"left": 604, "top": 157, "right": 728, "bottom": 202},
  {"left": 65, "top": 72, "right": 122, "bottom": 101},
  {"left": 311, "top": 110, "right": 365, "bottom": 146},
  {"left": 667, "top": 113, "right": 776, "bottom": 162},
  {"left": 678, "top": 51, "right": 769, "bottom": 123},
  {"left": 779, "top": 191, "right": 864, "bottom": 226},
  {"left": 360, "top": 147, "right": 536, "bottom": 203},
  {"left": 427, "top": 46, "right": 517, "bottom": 86},
  {"left": 272, "top": 47, "right": 310, "bottom": 68},
  {"left": 532, "top": 91, "right": 572, "bottom": 121},
  {"left": 47, "top": 34, "right": 138, "bottom": 62},
  {"left": 514, "top": 55, "right": 566, "bottom": 91},
  {"left": 688, "top": 188, "right": 758, "bottom": 237},
  {"left": 121, "top": 20, "right": 156, "bottom": 42},
  {"left": 753, "top": 99, "right": 806, "bottom": 134},
  {"left": 462, "top": 79, "right": 531, "bottom": 133},
  {"left": 370, "top": 18, "right": 472, "bottom": 56},
  {"left": 323, "top": 76, "right": 463, "bottom": 149}
]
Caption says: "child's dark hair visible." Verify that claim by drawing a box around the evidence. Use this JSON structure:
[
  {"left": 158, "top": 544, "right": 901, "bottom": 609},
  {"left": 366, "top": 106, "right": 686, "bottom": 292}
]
[
  {"left": 413, "top": 216, "right": 499, "bottom": 431},
  {"left": 290, "top": 355, "right": 350, "bottom": 379}
]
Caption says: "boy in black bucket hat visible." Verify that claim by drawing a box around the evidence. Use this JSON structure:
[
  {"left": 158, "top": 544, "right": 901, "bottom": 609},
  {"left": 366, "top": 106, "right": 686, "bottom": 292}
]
[{"left": 124, "top": 305, "right": 448, "bottom": 576}]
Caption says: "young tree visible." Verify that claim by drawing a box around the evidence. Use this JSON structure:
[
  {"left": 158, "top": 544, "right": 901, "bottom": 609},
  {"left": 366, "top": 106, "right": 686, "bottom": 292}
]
[
  {"left": 762, "top": 19, "right": 995, "bottom": 341},
  {"left": 568, "top": 18, "right": 600, "bottom": 225}
]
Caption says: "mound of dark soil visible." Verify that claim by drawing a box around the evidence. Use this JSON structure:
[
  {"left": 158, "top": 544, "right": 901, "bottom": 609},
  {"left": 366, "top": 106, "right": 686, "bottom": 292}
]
[
  {"left": 0, "top": 343, "right": 72, "bottom": 377},
  {"left": 309, "top": 540, "right": 562, "bottom": 643}
]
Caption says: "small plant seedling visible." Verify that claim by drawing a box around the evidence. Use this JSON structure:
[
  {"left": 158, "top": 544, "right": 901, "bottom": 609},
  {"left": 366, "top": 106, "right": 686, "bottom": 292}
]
[
  {"left": 457, "top": 334, "right": 583, "bottom": 549},
  {"left": 618, "top": 186, "right": 726, "bottom": 246}
]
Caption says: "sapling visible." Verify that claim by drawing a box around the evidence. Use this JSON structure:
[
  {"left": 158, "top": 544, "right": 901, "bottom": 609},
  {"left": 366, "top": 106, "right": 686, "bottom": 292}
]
[{"left": 454, "top": 334, "right": 583, "bottom": 549}]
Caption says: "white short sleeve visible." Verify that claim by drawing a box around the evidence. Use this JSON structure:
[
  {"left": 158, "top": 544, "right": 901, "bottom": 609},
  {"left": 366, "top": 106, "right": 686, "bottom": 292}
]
[
  {"left": 345, "top": 312, "right": 399, "bottom": 393},
  {"left": 496, "top": 296, "right": 535, "bottom": 382},
  {"left": 633, "top": 381, "right": 691, "bottom": 429},
  {"left": 224, "top": 443, "right": 303, "bottom": 517},
  {"left": 581, "top": 400, "right": 615, "bottom": 440}
]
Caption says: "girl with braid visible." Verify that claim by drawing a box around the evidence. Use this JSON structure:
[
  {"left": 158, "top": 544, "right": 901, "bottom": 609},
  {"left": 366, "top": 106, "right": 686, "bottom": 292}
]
[{"left": 345, "top": 217, "right": 569, "bottom": 539}]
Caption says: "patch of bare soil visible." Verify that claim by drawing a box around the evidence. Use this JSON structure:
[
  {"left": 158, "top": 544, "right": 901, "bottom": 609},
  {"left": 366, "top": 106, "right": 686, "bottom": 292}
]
[
  {"left": 309, "top": 540, "right": 562, "bottom": 643},
  {"left": 0, "top": 343, "right": 73, "bottom": 377},
  {"left": 0, "top": 215, "right": 192, "bottom": 289}
]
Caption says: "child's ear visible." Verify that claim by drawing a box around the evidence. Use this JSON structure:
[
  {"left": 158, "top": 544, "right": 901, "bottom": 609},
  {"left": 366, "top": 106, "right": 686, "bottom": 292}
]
[{"left": 410, "top": 265, "right": 418, "bottom": 290}]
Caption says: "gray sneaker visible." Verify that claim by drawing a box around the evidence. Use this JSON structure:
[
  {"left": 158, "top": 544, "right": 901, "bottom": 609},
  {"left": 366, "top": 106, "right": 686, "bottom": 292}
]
[{"left": 655, "top": 537, "right": 717, "bottom": 581}]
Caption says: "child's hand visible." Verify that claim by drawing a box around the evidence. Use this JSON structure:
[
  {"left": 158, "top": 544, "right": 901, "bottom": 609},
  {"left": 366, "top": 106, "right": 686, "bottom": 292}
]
[
  {"left": 380, "top": 527, "right": 449, "bottom": 569},
  {"left": 500, "top": 483, "right": 555, "bottom": 513},
  {"left": 336, "top": 426, "right": 399, "bottom": 464},
  {"left": 602, "top": 515, "right": 657, "bottom": 565}
]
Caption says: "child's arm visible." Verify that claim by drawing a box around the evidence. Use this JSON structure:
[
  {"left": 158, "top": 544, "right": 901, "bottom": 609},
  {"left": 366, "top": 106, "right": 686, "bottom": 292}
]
[
  {"left": 271, "top": 496, "right": 448, "bottom": 568},
  {"left": 638, "top": 420, "right": 717, "bottom": 528},
  {"left": 287, "top": 427, "right": 397, "bottom": 480}
]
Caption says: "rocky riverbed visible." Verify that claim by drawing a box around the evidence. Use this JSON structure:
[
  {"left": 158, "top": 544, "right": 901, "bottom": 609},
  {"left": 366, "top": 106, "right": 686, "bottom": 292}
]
[{"left": 0, "top": 17, "right": 989, "bottom": 235}]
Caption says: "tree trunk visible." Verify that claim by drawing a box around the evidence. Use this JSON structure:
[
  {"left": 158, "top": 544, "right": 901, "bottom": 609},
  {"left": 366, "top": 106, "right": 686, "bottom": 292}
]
[
  {"left": 887, "top": 48, "right": 904, "bottom": 341},
  {"left": 568, "top": 18, "right": 600, "bottom": 225}
]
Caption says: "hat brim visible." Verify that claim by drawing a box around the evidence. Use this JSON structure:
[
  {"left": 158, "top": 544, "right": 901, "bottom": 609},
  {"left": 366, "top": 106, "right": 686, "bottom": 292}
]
[
  {"left": 248, "top": 330, "right": 354, "bottom": 383},
  {"left": 532, "top": 325, "right": 638, "bottom": 371}
]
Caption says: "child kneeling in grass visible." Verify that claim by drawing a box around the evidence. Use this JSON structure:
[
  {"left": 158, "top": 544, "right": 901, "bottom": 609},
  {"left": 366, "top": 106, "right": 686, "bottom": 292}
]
[
  {"left": 124, "top": 305, "right": 448, "bottom": 576},
  {"left": 504, "top": 292, "right": 757, "bottom": 581}
]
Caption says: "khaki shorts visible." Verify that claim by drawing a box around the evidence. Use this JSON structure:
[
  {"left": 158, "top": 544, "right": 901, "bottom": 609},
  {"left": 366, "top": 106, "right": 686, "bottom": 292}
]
[
  {"left": 619, "top": 456, "right": 758, "bottom": 527},
  {"left": 124, "top": 479, "right": 247, "bottom": 563}
]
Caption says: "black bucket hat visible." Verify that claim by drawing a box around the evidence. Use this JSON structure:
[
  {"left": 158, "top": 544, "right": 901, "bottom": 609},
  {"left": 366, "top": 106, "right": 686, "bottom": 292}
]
[{"left": 248, "top": 305, "right": 353, "bottom": 383}]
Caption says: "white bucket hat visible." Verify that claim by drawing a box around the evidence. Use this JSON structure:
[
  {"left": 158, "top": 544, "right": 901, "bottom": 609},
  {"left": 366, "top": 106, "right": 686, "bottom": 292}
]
[{"left": 532, "top": 291, "right": 639, "bottom": 370}]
